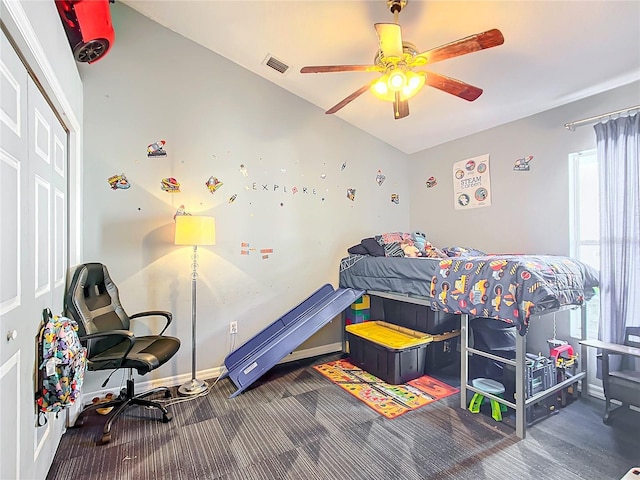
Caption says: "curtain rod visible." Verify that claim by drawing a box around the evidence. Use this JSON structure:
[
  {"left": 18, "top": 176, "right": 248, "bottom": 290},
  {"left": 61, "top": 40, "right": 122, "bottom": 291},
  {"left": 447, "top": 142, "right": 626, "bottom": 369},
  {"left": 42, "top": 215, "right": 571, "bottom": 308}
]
[{"left": 564, "top": 105, "right": 640, "bottom": 131}]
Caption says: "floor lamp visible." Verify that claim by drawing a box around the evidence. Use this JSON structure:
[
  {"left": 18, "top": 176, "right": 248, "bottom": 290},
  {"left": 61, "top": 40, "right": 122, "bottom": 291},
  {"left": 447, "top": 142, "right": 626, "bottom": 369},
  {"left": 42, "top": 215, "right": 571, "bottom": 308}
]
[{"left": 174, "top": 215, "right": 216, "bottom": 396}]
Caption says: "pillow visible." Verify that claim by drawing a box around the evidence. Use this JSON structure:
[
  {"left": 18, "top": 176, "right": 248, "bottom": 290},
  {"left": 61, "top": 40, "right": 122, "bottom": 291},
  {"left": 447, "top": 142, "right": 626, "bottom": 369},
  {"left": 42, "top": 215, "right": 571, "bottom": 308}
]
[
  {"left": 347, "top": 244, "right": 368, "bottom": 255},
  {"left": 380, "top": 232, "right": 413, "bottom": 246},
  {"left": 384, "top": 242, "right": 405, "bottom": 257},
  {"left": 347, "top": 238, "right": 386, "bottom": 256},
  {"left": 361, "top": 237, "right": 385, "bottom": 257},
  {"left": 443, "top": 246, "right": 487, "bottom": 257}
]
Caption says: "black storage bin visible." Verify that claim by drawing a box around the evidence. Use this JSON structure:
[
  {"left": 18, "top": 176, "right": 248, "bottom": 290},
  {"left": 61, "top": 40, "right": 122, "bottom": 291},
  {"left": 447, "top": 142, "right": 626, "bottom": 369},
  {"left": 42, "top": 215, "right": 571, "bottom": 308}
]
[
  {"left": 469, "top": 317, "right": 517, "bottom": 399},
  {"left": 424, "top": 333, "right": 460, "bottom": 374},
  {"left": 346, "top": 321, "right": 430, "bottom": 384},
  {"left": 382, "top": 297, "right": 460, "bottom": 334}
]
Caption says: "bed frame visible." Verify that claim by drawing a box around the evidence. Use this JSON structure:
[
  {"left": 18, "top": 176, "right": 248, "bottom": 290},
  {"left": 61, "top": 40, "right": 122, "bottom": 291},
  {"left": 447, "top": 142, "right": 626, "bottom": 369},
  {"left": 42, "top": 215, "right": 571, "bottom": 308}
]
[
  {"left": 460, "top": 307, "right": 588, "bottom": 439},
  {"left": 362, "top": 290, "right": 588, "bottom": 439}
]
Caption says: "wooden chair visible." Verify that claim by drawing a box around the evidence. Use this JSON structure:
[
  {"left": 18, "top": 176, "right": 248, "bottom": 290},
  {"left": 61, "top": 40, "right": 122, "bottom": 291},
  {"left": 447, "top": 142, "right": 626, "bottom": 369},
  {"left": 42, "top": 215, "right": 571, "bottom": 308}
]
[{"left": 600, "top": 326, "right": 640, "bottom": 424}]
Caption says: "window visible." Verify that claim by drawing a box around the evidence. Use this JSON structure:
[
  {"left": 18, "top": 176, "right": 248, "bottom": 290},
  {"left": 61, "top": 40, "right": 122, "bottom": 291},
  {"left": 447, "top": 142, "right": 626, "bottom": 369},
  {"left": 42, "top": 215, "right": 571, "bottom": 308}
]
[{"left": 569, "top": 149, "right": 600, "bottom": 338}]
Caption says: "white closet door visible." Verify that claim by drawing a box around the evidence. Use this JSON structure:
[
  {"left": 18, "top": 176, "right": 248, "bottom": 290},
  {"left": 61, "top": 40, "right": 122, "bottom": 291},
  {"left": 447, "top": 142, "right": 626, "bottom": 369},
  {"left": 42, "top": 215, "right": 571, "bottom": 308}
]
[{"left": 1, "top": 27, "right": 69, "bottom": 479}]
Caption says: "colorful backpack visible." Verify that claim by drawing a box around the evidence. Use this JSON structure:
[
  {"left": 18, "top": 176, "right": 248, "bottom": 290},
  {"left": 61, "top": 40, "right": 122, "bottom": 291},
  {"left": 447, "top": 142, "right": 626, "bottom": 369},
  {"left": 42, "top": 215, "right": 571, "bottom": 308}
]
[{"left": 36, "top": 309, "right": 87, "bottom": 419}]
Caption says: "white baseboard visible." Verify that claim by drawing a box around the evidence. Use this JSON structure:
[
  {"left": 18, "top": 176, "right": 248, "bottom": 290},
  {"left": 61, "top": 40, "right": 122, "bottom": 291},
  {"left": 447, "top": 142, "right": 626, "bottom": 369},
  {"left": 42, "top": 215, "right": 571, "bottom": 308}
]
[{"left": 80, "top": 342, "right": 343, "bottom": 407}]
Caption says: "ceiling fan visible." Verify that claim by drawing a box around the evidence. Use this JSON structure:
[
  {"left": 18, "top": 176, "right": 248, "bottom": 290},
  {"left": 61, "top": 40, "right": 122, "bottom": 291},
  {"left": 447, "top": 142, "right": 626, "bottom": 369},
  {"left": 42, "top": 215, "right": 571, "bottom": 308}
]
[{"left": 300, "top": 0, "right": 504, "bottom": 119}]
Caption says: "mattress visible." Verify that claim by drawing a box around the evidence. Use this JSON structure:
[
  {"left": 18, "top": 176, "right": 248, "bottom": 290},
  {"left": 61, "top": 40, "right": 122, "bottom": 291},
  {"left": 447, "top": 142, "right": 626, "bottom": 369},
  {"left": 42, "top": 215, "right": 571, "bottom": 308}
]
[
  {"left": 339, "top": 254, "right": 440, "bottom": 298},
  {"left": 339, "top": 254, "right": 599, "bottom": 335}
]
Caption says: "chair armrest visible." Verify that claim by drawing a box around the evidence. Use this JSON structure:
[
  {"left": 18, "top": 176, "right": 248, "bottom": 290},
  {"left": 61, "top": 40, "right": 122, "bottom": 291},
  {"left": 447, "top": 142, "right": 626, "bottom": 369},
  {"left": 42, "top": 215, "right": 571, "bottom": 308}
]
[
  {"left": 129, "top": 310, "right": 173, "bottom": 335},
  {"left": 80, "top": 330, "right": 136, "bottom": 367}
]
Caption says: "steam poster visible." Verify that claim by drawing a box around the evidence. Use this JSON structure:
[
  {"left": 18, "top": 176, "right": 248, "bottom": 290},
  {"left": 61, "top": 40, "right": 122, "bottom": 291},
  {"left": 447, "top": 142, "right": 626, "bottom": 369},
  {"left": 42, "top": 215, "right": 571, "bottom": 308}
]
[{"left": 453, "top": 154, "right": 491, "bottom": 210}]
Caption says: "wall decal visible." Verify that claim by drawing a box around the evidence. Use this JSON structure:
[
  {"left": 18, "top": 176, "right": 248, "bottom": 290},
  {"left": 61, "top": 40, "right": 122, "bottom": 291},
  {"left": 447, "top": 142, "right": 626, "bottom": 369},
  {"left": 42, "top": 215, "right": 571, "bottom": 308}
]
[
  {"left": 248, "top": 182, "right": 319, "bottom": 195},
  {"left": 228, "top": 194, "right": 237, "bottom": 204},
  {"left": 426, "top": 176, "right": 437, "bottom": 188},
  {"left": 453, "top": 154, "right": 491, "bottom": 210},
  {"left": 391, "top": 193, "right": 399, "bottom": 204},
  {"left": 514, "top": 155, "right": 533, "bottom": 171},
  {"left": 173, "top": 204, "right": 191, "bottom": 220},
  {"left": 147, "top": 140, "right": 167, "bottom": 157},
  {"left": 205, "top": 176, "right": 223, "bottom": 193},
  {"left": 347, "top": 188, "right": 356, "bottom": 201},
  {"left": 341, "top": 161, "right": 347, "bottom": 171},
  {"left": 107, "top": 173, "right": 130, "bottom": 190},
  {"left": 161, "top": 177, "right": 180, "bottom": 193},
  {"left": 376, "top": 170, "right": 386, "bottom": 186},
  {"left": 320, "top": 173, "right": 327, "bottom": 179},
  {"left": 240, "top": 242, "right": 273, "bottom": 259},
  {"left": 240, "top": 164, "right": 248, "bottom": 177}
]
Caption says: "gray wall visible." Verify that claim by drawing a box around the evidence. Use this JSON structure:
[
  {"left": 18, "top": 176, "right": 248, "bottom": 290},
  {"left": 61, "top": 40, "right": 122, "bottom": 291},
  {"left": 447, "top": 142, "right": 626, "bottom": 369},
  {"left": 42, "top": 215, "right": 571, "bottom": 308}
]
[
  {"left": 408, "top": 80, "right": 640, "bottom": 351},
  {"left": 80, "top": 3, "right": 639, "bottom": 393},
  {"left": 79, "top": 3, "right": 409, "bottom": 392}
]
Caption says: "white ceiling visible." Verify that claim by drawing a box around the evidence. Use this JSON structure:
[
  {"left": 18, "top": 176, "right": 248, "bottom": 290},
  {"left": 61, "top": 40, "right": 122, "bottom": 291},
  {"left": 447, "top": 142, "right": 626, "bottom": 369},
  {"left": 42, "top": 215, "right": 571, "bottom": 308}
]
[{"left": 121, "top": 0, "right": 640, "bottom": 154}]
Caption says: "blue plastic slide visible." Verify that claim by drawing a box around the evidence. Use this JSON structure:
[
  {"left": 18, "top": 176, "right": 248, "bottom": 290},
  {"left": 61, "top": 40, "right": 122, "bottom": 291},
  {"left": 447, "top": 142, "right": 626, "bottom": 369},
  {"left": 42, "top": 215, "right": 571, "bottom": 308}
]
[{"left": 220, "top": 284, "right": 364, "bottom": 398}]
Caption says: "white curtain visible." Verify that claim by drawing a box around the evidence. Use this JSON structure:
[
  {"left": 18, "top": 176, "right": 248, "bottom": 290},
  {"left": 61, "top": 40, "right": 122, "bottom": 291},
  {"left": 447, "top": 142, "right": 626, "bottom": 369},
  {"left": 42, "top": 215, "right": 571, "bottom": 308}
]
[{"left": 594, "top": 113, "right": 640, "bottom": 352}]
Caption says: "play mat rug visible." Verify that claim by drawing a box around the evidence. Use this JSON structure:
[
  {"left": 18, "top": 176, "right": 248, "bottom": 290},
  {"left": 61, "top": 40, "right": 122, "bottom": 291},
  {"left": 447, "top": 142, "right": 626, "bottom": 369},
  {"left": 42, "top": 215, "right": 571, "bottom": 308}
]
[{"left": 313, "top": 359, "right": 459, "bottom": 419}]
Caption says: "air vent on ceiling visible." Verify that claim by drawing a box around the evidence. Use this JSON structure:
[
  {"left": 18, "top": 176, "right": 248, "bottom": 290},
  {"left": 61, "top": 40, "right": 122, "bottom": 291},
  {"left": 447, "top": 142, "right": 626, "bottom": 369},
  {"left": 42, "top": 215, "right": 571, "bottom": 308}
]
[{"left": 263, "top": 54, "right": 290, "bottom": 75}]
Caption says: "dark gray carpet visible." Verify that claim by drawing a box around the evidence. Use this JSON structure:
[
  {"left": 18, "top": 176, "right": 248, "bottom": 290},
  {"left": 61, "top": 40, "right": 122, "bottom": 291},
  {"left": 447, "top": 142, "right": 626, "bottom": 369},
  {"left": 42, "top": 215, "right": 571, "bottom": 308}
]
[{"left": 47, "top": 354, "right": 640, "bottom": 479}]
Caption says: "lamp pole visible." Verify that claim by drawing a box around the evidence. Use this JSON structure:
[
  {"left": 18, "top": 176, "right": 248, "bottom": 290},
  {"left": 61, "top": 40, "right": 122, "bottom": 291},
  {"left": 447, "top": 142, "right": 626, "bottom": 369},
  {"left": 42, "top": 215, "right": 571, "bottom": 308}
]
[
  {"left": 175, "top": 215, "right": 215, "bottom": 396},
  {"left": 178, "top": 244, "right": 208, "bottom": 396}
]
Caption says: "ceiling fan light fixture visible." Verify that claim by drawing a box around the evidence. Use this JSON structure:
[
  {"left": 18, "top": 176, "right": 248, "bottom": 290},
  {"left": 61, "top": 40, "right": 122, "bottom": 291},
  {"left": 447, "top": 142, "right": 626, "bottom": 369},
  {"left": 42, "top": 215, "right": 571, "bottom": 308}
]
[
  {"left": 373, "top": 75, "right": 389, "bottom": 95},
  {"left": 371, "top": 75, "right": 396, "bottom": 101},
  {"left": 388, "top": 70, "right": 406, "bottom": 91},
  {"left": 402, "top": 71, "right": 425, "bottom": 99}
]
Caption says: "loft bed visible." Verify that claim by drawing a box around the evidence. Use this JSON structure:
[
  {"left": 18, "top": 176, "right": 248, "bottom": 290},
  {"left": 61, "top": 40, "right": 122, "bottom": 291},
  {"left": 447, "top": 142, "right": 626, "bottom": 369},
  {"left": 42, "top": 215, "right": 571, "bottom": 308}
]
[{"left": 339, "top": 251, "right": 599, "bottom": 438}]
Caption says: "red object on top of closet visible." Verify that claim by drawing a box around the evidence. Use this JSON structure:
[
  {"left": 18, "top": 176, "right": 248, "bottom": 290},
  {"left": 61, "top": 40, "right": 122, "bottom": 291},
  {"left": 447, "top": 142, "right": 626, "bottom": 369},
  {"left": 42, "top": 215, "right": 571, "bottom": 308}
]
[{"left": 55, "top": 0, "right": 115, "bottom": 64}]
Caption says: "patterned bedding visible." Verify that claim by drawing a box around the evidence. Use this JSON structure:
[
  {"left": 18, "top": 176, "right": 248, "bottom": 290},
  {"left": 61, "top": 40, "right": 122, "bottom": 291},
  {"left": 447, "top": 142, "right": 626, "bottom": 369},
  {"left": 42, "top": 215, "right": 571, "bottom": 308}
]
[
  {"left": 340, "top": 254, "right": 599, "bottom": 335},
  {"left": 430, "top": 255, "right": 599, "bottom": 334}
]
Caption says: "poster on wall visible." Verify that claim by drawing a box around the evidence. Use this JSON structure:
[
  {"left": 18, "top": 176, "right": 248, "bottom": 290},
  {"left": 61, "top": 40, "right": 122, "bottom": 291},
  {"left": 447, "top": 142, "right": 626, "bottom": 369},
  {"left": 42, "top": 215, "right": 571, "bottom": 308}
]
[{"left": 452, "top": 154, "right": 491, "bottom": 210}]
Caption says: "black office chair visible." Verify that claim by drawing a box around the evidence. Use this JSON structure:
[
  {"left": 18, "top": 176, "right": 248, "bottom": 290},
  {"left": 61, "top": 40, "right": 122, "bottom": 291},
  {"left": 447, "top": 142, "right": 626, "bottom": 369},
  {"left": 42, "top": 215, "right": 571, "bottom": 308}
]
[
  {"left": 65, "top": 262, "right": 181, "bottom": 445},
  {"left": 600, "top": 326, "right": 640, "bottom": 424}
]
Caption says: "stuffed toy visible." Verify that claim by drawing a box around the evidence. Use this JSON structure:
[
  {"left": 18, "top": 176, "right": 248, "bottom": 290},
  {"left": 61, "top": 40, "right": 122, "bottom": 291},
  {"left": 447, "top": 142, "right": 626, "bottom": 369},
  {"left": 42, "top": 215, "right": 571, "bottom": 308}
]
[
  {"left": 412, "top": 231, "right": 427, "bottom": 254},
  {"left": 402, "top": 244, "right": 421, "bottom": 257}
]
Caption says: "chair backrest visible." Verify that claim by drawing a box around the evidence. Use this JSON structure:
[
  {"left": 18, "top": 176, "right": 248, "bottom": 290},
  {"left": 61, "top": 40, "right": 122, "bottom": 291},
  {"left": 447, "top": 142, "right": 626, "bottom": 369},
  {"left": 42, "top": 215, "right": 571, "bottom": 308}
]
[
  {"left": 623, "top": 326, "right": 640, "bottom": 371},
  {"left": 65, "top": 263, "right": 131, "bottom": 357}
]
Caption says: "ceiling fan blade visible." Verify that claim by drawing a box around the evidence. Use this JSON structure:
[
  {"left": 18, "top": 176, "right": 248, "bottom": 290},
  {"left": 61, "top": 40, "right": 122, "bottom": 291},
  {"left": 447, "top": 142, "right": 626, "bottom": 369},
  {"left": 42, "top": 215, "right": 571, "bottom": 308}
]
[
  {"left": 393, "top": 92, "right": 409, "bottom": 119},
  {"left": 425, "top": 72, "right": 483, "bottom": 101},
  {"left": 417, "top": 29, "right": 504, "bottom": 65},
  {"left": 301, "top": 65, "right": 376, "bottom": 73},
  {"left": 375, "top": 23, "right": 403, "bottom": 59},
  {"left": 325, "top": 84, "right": 372, "bottom": 114}
]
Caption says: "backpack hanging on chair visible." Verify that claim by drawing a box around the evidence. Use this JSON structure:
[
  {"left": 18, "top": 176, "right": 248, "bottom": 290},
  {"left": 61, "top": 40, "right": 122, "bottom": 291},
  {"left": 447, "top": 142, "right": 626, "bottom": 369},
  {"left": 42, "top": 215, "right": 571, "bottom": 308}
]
[{"left": 36, "top": 308, "right": 87, "bottom": 422}]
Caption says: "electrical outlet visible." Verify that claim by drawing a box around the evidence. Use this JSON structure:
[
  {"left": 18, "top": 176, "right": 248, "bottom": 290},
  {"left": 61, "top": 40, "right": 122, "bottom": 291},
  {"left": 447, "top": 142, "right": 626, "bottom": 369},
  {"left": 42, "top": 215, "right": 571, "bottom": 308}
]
[{"left": 229, "top": 321, "right": 238, "bottom": 335}]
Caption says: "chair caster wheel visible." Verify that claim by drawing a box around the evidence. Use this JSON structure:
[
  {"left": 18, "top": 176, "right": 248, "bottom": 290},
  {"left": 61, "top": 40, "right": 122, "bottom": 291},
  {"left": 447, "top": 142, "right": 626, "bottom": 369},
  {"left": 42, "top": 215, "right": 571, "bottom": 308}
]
[
  {"left": 98, "top": 433, "right": 111, "bottom": 445},
  {"left": 164, "top": 389, "right": 172, "bottom": 398},
  {"left": 162, "top": 412, "right": 172, "bottom": 423}
]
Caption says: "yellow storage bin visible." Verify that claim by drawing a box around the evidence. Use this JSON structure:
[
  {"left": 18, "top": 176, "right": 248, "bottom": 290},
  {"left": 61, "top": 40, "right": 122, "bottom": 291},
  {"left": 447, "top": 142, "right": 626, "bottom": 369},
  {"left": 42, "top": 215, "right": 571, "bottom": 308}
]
[
  {"left": 346, "top": 321, "right": 460, "bottom": 383},
  {"left": 346, "top": 321, "right": 433, "bottom": 349}
]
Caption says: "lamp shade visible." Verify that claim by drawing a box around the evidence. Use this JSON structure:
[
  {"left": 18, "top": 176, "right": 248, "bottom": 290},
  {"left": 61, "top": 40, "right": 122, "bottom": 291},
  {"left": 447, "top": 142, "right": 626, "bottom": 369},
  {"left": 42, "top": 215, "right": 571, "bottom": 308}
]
[{"left": 174, "top": 216, "right": 216, "bottom": 246}]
